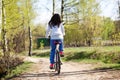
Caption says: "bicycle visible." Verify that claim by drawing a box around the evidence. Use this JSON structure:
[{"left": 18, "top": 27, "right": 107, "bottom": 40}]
[{"left": 54, "top": 40, "right": 62, "bottom": 74}]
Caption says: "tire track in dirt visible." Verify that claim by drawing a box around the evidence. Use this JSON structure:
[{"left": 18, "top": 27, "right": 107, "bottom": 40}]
[{"left": 11, "top": 57, "right": 120, "bottom": 80}]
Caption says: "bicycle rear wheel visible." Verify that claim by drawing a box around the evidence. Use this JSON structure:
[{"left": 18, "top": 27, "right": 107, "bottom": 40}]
[{"left": 55, "top": 50, "right": 61, "bottom": 74}]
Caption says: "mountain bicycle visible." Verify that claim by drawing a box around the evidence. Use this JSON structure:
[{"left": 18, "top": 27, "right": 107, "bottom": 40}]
[{"left": 54, "top": 40, "right": 62, "bottom": 74}]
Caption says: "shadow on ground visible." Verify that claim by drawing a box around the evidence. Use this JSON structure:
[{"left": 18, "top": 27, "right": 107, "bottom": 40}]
[{"left": 8, "top": 69, "right": 118, "bottom": 79}]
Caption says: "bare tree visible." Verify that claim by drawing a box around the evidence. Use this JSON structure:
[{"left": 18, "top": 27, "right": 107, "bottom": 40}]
[
  {"left": 52, "top": 0, "right": 55, "bottom": 15},
  {"left": 61, "top": 0, "right": 64, "bottom": 21},
  {"left": 1, "top": 0, "right": 8, "bottom": 54},
  {"left": 26, "top": 0, "right": 32, "bottom": 56},
  {"left": 118, "top": 0, "right": 120, "bottom": 18}
]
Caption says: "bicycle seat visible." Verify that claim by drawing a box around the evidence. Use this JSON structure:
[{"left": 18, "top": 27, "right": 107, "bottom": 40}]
[{"left": 54, "top": 40, "right": 61, "bottom": 44}]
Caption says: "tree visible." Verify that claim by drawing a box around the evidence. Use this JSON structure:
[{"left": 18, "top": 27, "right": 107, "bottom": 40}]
[
  {"left": 53, "top": 0, "right": 55, "bottom": 15},
  {"left": 5, "top": 0, "right": 25, "bottom": 53},
  {"left": 32, "top": 25, "right": 45, "bottom": 49},
  {"left": 1, "top": 0, "right": 36, "bottom": 55},
  {"left": 1, "top": 0, "right": 7, "bottom": 54},
  {"left": 78, "top": 0, "right": 100, "bottom": 45},
  {"left": 101, "top": 17, "right": 115, "bottom": 40},
  {"left": 61, "top": 0, "right": 64, "bottom": 21},
  {"left": 114, "top": 20, "right": 120, "bottom": 40},
  {"left": 18, "top": 0, "right": 36, "bottom": 56},
  {"left": 26, "top": 0, "right": 32, "bottom": 56},
  {"left": 62, "top": 0, "right": 100, "bottom": 46},
  {"left": 0, "top": 0, "right": 24, "bottom": 74}
]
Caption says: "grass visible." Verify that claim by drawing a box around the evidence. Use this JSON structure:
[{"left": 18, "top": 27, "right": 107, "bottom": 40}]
[
  {"left": 32, "top": 46, "right": 120, "bottom": 70},
  {"left": 65, "top": 46, "right": 120, "bottom": 69},
  {"left": 32, "top": 49, "right": 50, "bottom": 58},
  {"left": 65, "top": 58, "right": 120, "bottom": 70},
  {"left": 64, "top": 46, "right": 120, "bottom": 53},
  {"left": 95, "top": 63, "right": 120, "bottom": 70},
  {"left": 5, "top": 62, "right": 33, "bottom": 79}
]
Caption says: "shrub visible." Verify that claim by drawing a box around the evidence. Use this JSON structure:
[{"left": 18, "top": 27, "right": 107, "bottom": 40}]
[{"left": 0, "top": 54, "right": 24, "bottom": 78}]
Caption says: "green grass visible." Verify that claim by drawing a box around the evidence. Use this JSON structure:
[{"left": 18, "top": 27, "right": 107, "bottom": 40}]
[
  {"left": 5, "top": 62, "right": 33, "bottom": 79},
  {"left": 64, "top": 46, "right": 120, "bottom": 70},
  {"left": 64, "top": 58, "right": 120, "bottom": 70},
  {"left": 32, "top": 46, "right": 120, "bottom": 70},
  {"left": 90, "top": 61, "right": 119, "bottom": 69},
  {"left": 65, "top": 46, "right": 120, "bottom": 53},
  {"left": 32, "top": 49, "right": 50, "bottom": 58},
  {"left": 32, "top": 46, "right": 120, "bottom": 57}
]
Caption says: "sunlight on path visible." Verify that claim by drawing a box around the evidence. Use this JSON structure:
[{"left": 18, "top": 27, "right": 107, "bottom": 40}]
[{"left": 11, "top": 57, "right": 120, "bottom": 80}]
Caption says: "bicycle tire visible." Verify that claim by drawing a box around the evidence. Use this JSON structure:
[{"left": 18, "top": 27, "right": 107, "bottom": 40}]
[
  {"left": 54, "top": 51, "right": 57, "bottom": 71},
  {"left": 57, "top": 51, "right": 61, "bottom": 74},
  {"left": 55, "top": 50, "right": 61, "bottom": 74}
]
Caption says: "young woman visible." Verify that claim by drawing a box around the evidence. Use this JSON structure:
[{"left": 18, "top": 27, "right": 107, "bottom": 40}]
[{"left": 46, "top": 13, "right": 65, "bottom": 69}]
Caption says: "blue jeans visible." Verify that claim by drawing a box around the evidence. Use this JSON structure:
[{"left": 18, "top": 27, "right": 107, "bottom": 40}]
[{"left": 50, "top": 39, "right": 63, "bottom": 64}]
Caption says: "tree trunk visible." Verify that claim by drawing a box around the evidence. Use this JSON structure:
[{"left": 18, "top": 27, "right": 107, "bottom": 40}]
[
  {"left": 26, "top": 0, "right": 32, "bottom": 56},
  {"left": 61, "top": 0, "right": 64, "bottom": 21},
  {"left": 118, "top": 1, "right": 120, "bottom": 17},
  {"left": 28, "top": 26, "right": 32, "bottom": 56},
  {"left": 22, "top": 16, "right": 26, "bottom": 51},
  {"left": 1, "top": 0, "right": 7, "bottom": 54},
  {"left": 52, "top": 0, "right": 55, "bottom": 15}
]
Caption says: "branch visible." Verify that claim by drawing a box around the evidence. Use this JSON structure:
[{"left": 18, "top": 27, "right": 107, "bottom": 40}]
[
  {"left": 41, "top": 4, "right": 52, "bottom": 13},
  {"left": 64, "top": 0, "right": 78, "bottom": 6},
  {"left": 4, "top": 0, "right": 14, "bottom": 6},
  {"left": 8, "top": 22, "right": 23, "bottom": 30}
]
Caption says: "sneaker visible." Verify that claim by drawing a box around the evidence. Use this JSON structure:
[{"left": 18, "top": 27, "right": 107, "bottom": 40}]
[
  {"left": 50, "top": 64, "right": 54, "bottom": 69},
  {"left": 60, "top": 54, "right": 64, "bottom": 57},
  {"left": 60, "top": 51, "right": 64, "bottom": 57}
]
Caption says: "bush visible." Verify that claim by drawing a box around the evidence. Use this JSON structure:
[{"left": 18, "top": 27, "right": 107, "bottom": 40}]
[{"left": 0, "top": 55, "right": 24, "bottom": 78}]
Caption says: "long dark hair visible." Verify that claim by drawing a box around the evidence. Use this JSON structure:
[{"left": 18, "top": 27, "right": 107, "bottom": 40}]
[{"left": 48, "top": 13, "right": 62, "bottom": 28}]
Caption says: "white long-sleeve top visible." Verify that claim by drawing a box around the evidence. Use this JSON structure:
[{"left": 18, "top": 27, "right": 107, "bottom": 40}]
[{"left": 46, "top": 23, "right": 65, "bottom": 39}]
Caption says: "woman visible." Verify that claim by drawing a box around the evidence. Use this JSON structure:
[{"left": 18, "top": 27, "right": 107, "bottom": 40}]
[{"left": 46, "top": 13, "right": 65, "bottom": 69}]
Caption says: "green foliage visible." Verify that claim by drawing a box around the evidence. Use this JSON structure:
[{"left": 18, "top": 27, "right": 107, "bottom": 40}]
[
  {"left": 5, "top": 0, "right": 23, "bottom": 38},
  {"left": 32, "top": 25, "right": 46, "bottom": 49},
  {"left": 32, "top": 25, "right": 45, "bottom": 37},
  {"left": 1, "top": 0, "right": 36, "bottom": 53},
  {"left": 101, "top": 18, "right": 115, "bottom": 40},
  {"left": 64, "top": 0, "right": 102, "bottom": 46},
  {"left": 65, "top": 24, "right": 85, "bottom": 46},
  {"left": 64, "top": 0, "right": 119, "bottom": 46},
  {"left": 39, "top": 40, "right": 44, "bottom": 50}
]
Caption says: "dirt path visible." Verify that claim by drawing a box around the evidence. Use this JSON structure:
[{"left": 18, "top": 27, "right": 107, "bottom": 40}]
[{"left": 11, "top": 57, "right": 120, "bottom": 80}]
